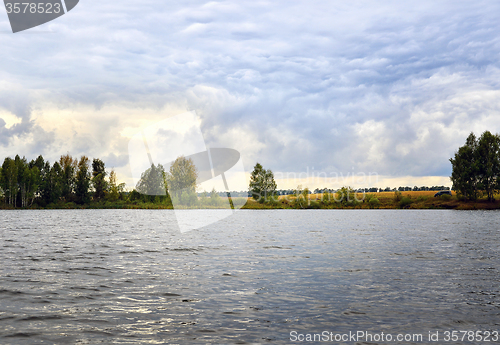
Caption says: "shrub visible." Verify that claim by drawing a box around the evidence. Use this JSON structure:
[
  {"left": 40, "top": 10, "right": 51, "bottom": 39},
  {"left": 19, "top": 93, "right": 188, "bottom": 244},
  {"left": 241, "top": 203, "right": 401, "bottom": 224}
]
[
  {"left": 346, "top": 199, "right": 360, "bottom": 207},
  {"left": 365, "top": 193, "right": 376, "bottom": 203},
  {"left": 210, "top": 189, "right": 222, "bottom": 206},
  {"left": 394, "top": 190, "right": 403, "bottom": 202},
  {"left": 308, "top": 200, "right": 321, "bottom": 209},
  {"left": 416, "top": 196, "right": 427, "bottom": 203},
  {"left": 336, "top": 186, "right": 357, "bottom": 206},
  {"left": 321, "top": 192, "right": 332, "bottom": 205},
  {"left": 399, "top": 197, "right": 413, "bottom": 208},
  {"left": 172, "top": 195, "right": 180, "bottom": 205},
  {"left": 293, "top": 187, "right": 310, "bottom": 209},
  {"left": 439, "top": 194, "right": 452, "bottom": 201},
  {"left": 128, "top": 189, "right": 142, "bottom": 202},
  {"left": 266, "top": 196, "right": 279, "bottom": 207},
  {"left": 368, "top": 197, "right": 380, "bottom": 208}
]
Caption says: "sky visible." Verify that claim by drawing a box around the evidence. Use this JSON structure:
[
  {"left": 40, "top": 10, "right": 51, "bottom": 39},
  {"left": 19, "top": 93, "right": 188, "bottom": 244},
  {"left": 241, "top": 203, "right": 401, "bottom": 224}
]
[{"left": 1, "top": 0, "right": 500, "bottom": 191}]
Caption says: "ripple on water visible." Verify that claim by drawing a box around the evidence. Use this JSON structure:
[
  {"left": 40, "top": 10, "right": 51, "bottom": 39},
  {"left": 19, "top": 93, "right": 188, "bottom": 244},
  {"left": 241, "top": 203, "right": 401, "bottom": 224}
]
[{"left": 0, "top": 209, "right": 499, "bottom": 344}]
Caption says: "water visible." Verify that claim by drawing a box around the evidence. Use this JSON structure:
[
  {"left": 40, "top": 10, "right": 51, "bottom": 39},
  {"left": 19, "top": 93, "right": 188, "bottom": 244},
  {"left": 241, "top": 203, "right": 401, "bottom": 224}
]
[{"left": 0, "top": 209, "right": 499, "bottom": 344}]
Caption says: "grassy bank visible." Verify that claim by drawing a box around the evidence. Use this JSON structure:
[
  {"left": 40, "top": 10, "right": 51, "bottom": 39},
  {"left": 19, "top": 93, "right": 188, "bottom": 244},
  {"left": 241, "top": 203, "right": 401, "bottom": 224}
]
[
  {"left": 0, "top": 200, "right": 174, "bottom": 210},
  {"left": 241, "top": 191, "right": 500, "bottom": 210},
  {"left": 1, "top": 191, "right": 500, "bottom": 210}
]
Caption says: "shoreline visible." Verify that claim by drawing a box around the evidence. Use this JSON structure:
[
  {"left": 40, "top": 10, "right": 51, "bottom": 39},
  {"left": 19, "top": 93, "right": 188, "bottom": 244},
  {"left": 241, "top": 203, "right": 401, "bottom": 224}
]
[{"left": 1, "top": 195, "right": 500, "bottom": 210}]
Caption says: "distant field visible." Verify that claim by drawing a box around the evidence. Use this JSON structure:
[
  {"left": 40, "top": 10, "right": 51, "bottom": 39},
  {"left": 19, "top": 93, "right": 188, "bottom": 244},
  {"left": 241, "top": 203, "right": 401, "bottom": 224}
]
[
  {"left": 358, "top": 190, "right": 454, "bottom": 199},
  {"left": 279, "top": 190, "right": 453, "bottom": 201},
  {"left": 241, "top": 190, "right": 500, "bottom": 210}
]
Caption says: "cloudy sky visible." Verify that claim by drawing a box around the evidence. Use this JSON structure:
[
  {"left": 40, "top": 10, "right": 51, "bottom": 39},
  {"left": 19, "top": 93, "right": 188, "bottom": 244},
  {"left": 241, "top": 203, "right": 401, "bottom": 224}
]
[{"left": 1, "top": 0, "right": 500, "bottom": 190}]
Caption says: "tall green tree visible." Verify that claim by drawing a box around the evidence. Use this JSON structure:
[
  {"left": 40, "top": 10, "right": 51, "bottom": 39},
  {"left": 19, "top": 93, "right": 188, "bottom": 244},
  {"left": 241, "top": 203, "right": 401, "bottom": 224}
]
[
  {"left": 450, "top": 131, "right": 500, "bottom": 201},
  {"left": 476, "top": 131, "right": 500, "bottom": 201},
  {"left": 136, "top": 163, "right": 167, "bottom": 197},
  {"left": 15, "top": 155, "right": 39, "bottom": 207},
  {"left": 29, "top": 155, "right": 45, "bottom": 205},
  {"left": 75, "top": 156, "right": 91, "bottom": 204},
  {"left": 166, "top": 156, "right": 198, "bottom": 199},
  {"left": 249, "top": 162, "right": 277, "bottom": 203},
  {"left": 108, "top": 169, "right": 125, "bottom": 201},
  {"left": 40, "top": 160, "right": 58, "bottom": 205},
  {"left": 450, "top": 133, "right": 480, "bottom": 200},
  {"left": 1, "top": 157, "right": 18, "bottom": 206},
  {"left": 59, "top": 154, "right": 76, "bottom": 201},
  {"left": 45, "top": 162, "right": 63, "bottom": 204},
  {"left": 92, "top": 158, "right": 107, "bottom": 200},
  {"left": 30, "top": 155, "right": 45, "bottom": 171},
  {"left": 22, "top": 165, "right": 41, "bottom": 207}
]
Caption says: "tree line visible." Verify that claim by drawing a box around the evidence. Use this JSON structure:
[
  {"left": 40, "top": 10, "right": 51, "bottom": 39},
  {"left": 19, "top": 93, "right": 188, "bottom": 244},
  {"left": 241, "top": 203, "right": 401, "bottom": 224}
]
[
  {"left": 0, "top": 153, "right": 232, "bottom": 208},
  {"left": 0, "top": 154, "right": 124, "bottom": 207},
  {"left": 450, "top": 131, "right": 500, "bottom": 201},
  {"left": 6, "top": 145, "right": 487, "bottom": 209}
]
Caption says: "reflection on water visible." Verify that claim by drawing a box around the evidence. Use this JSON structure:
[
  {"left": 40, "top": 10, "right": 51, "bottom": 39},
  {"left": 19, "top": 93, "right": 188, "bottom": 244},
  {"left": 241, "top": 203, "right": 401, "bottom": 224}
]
[{"left": 0, "top": 209, "right": 499, "bottom": 344}]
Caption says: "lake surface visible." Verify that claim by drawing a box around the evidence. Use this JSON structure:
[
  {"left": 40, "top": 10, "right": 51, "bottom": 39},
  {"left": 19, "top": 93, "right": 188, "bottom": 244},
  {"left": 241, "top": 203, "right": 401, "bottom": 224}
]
[{"left": 0, "top": 209, "right": 499, "bottom": 344}]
